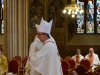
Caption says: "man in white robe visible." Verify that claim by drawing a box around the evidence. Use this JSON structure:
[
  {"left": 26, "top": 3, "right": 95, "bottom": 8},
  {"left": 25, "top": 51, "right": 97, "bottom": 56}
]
[
  {"left": 27, "top": 17, "right": 63, "bottom": 75},
  {"left": 25, "top": 36, "right": 43, "bottom": 75},
  {"left": 85, "top": 48, "right": 100, "bottom": 71},
  {"left": 72, "top": 49, "right": 84, "bottom": 66}
]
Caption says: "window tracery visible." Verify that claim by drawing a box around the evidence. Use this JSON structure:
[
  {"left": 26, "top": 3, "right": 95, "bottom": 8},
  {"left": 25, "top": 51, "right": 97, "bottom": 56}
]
[{"left": 77, "top": 0, "right": 100, "bottom": 34}]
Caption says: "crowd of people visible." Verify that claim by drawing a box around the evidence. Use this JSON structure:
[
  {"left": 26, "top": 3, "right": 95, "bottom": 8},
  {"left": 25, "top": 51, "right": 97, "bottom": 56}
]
[{"left": 72, "top": 48, "right": 100, "bottom": 71}]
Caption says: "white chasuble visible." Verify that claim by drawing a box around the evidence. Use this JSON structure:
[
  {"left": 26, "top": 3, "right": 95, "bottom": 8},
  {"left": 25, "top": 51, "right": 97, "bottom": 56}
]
[{"left": 30, "top": 39, "right": 63, "bottom": 75}]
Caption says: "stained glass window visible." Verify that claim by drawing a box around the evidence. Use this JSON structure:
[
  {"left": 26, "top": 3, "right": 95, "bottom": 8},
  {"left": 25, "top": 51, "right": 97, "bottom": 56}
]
[
  {"left": 86, "top": 0, "right": 94, "bottom": 33},
  {"left": 77, "top": 0, "right": 84, "bottom": 33},
  {"left": 77, "top": 0, "right": 100, "bottom": 34},
  {"left": 0, "top": 0, "right": 4, "bottom": 34},
  {"left": 97, "top": 0, "right": 100, "bottom": 33}
]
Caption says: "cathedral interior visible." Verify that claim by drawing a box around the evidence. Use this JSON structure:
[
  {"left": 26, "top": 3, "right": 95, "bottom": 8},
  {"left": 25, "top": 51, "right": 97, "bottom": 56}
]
[
  {"left": 1, "top": 0, "right": 100, "bottom": 75},
  {"left": 0, "top": 0, "right": 100, "bottom": 60}
]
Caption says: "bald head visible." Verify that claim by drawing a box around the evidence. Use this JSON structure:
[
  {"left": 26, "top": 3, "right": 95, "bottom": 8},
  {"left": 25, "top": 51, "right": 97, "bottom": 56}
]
[{"left": 89, "top": 48, "right": 94, "bottom": 55}]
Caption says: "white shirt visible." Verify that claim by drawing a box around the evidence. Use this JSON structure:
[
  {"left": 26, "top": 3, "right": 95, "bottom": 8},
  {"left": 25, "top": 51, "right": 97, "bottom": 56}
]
[
  {"left": 72, "top": 54, "right": 84, "bottom": 63},
  {"left": 85, "top": 53, "right": 100, "bottom": 66}
]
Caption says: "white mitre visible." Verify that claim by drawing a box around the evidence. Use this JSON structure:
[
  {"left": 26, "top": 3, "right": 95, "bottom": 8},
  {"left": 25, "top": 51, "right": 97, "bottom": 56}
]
[
  {"left": 35, "top": 17, "right": 57, "bottom": 46},
  {"left": 36, "top": 17, "right": 53, "bottom": 34}
]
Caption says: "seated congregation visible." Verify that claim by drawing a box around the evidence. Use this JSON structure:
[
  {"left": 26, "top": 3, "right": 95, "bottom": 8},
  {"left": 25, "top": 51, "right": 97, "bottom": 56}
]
[
  {"left": 61, "top": 48, "right": 100, "bottom": 75},
  {"left": 1, "top": 47, "right": 100, "bottom": 75}
]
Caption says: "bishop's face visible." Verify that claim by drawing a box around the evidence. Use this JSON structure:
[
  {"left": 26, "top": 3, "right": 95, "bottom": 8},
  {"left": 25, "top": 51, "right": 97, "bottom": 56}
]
[{"left": 37, "top": 32, "right": 46, "bottom": 42}]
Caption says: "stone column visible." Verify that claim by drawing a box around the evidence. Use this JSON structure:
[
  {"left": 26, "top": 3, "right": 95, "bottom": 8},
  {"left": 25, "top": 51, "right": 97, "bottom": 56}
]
[
  {"left": 17, "top": 0, "right": 29, "bottom": 58},
  {"left": 5, "top": 0, "right": 28, "bottom": 59}
]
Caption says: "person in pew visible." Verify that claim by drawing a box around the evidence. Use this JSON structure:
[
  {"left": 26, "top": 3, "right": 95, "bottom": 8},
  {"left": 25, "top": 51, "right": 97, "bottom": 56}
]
[
  {"left": 0, "top": 48, "right": 8, "bottom": 75},
  {"left": 85, "top": 48, "right": 100, "bottom": 71},
  {"left": 25, "top": 17, "right": 63, "bottom": 75},
  {"left": 72, "top": 49, "right": 84, "bottom": 66}
]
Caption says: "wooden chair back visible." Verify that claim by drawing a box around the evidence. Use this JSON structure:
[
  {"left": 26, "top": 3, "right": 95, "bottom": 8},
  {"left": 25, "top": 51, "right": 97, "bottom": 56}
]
[{"left": 8, "top": 59, "right": 20, "bottom": 75}]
